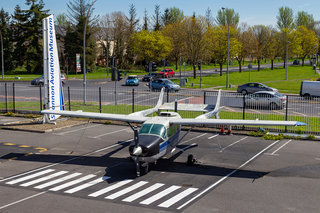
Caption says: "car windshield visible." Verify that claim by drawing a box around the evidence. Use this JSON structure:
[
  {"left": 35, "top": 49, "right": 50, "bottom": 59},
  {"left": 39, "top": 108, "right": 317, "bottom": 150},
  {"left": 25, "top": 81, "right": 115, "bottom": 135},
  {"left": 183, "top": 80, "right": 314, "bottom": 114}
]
[
  {"left": 274, "top": 92, "right": 284, "bottom": 97},
  {"left": 128, "top": 76, "right": 136, "bottom": 79},
  {"left": 139, "top": 123, "right": 166, "bottom": 138},
  {"left": 163, "top": 80, "right": 174, "bottom": 85}
]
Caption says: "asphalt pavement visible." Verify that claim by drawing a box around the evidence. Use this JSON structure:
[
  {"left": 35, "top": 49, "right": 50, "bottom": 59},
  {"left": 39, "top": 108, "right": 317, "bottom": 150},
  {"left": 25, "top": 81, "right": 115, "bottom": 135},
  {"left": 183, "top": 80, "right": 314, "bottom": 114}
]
[{"left": 0, "top": 123, "right": 319, "bottom": 212}]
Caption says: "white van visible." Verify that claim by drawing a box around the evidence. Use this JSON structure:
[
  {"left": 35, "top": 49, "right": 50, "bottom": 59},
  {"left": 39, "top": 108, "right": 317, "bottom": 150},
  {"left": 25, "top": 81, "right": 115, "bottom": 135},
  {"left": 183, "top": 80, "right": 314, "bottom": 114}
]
[{"left": 300, "top": 81, "right": 320, "bottom": 98}]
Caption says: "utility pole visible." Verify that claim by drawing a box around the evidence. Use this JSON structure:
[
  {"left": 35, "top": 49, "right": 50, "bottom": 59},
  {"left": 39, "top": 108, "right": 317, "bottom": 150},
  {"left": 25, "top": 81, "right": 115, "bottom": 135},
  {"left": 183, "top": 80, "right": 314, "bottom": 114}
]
[
  {"left": 0, "top": 31, "right": 4, "bottom": 80},
  {"left": 83, "top": 0, "right": 97, "bottom": 105}
]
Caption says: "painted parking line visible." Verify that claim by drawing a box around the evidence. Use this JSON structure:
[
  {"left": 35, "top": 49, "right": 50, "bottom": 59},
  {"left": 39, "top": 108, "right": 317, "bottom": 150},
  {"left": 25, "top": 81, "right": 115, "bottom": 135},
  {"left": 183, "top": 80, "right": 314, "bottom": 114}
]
[
  {"left": 88, "top": 128, "right": 130, "bottom": 139},
  {"left": 180, "top": 133, "right": 207, "bottom": 145},
  {"left": 20, "top": 171, "right": 69, "bottom": 187},
  {"left": 315, "top": 158, "right": 320, "bottom": 161},
  {"left": 65, "top": 176, "right": 110, "bottom": 194},
  {"left": 208, "top": 134, "right": 219, "bottom": 139},
  {"left": 265, "top": 140, "right": 292, "bottom": 156},
  {"left": 291, "top": 111, "right": 307, "bottom": 117},
  {"left": 54, "top": 124, "right": 102, "bottom": 135},
  {"left": 88, "top": 179, "right": 133, "bottom": 197},
  {"left": 220, "top": 136, "right": 248, "bottom": 152},
  {"left": 49, "top": 174, "right": 96, "bottom": 191},
  {"left": 6, "top": 169, "right": 55, "bottom": 185},
  {"left": 177, "top": 140, "right": 281, "bottom": 210}
]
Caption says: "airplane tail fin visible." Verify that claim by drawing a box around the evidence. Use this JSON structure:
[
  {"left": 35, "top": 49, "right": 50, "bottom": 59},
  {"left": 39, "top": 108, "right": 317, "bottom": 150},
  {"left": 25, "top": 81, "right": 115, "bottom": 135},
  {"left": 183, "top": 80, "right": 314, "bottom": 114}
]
[
  {"left": 43, "top": 14, "right": 65, "bottom": 121},
  {"left": 195, "top": 89, "right": 222, "bottom": 119},
  {"left": 129, "top": 87, "right": 165, "bottom": 117}
]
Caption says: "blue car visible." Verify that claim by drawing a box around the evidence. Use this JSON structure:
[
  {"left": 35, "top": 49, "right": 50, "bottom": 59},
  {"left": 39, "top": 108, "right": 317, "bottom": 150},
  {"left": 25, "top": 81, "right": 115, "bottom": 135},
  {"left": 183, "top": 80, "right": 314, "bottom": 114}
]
[
  {"left": 150, "top": 78, "right": 180, "bottom": 91},
  {"left": 125, "top": 75, "right": 139, "bottom": 86}
]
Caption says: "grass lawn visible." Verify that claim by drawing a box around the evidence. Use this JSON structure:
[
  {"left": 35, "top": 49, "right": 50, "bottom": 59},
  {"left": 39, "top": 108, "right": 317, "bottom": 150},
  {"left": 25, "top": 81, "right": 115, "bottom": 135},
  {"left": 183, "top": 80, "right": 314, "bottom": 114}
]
[
  {"left": 2, "top": 101, "right": 318, "bottom": 134},
  {"left": 173, "top": 65, "right": 319, "bottom": 94}
]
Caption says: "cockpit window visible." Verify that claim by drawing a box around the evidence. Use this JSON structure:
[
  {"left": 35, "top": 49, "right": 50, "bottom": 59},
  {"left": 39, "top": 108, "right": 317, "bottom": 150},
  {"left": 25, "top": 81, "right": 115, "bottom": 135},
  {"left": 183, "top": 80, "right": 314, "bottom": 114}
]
[{"left": 139, "top": 123, "right": 167, "bottom": 139}]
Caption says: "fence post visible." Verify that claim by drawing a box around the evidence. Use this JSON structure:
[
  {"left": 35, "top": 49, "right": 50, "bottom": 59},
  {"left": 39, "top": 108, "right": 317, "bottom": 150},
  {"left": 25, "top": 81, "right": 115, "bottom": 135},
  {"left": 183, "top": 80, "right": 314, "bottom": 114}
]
[
  {"left": 285, "top": 95, "right": 289, "bottom": 132},
  {"left": 13, "top": 83, "right": 15, "bottom": 113},
  {"left": 132, "top": 88, "right": 135, "bottom": 113},
  {"left": 167, "top": 89, "right": 169, "bottom": 103},
  {"left": 99, "top": 87, "right": 102, "bottom": 113},
  {"left": 39, "top": 85, "right": 42, "bottom": 111},
  {"left": 68, "top": 86, "right": 71, "bottom": 111},
  {"left": 242, "top": 94, "right": 246, "bottom": 130},
  {"left": 5, "top": 83, "right": 8, "bottom": 113},
  {"left": 203, "top": 91, "right": 206, "bottom": 104}
]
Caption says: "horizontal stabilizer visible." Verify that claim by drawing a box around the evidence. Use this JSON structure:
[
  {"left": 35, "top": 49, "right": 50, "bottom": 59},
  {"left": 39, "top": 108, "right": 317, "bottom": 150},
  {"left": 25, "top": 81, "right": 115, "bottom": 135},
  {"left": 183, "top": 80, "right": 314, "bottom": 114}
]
[{"left": 159, "top": 103, "right": 215, "bottom": 112}]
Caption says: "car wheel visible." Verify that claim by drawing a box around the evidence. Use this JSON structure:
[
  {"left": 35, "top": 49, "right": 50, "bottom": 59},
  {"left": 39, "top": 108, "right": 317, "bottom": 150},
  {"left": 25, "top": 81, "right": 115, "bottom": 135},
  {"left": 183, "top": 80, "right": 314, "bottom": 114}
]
[
  {"left": 270, "top": 102, "right": 277, "bottom": 110},
  {"left": 303, "top": 93, "right": 311, "bottom": 100},
  {"left": 241, "top": 90, "right": 247, "bottom": 95}
]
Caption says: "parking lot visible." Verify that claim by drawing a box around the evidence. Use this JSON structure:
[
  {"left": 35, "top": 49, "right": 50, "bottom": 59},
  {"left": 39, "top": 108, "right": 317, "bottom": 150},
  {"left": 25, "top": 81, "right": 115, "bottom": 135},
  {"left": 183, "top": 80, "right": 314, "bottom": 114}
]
[{"left": 0, "top": 122, "right": 319, "bottom": 212}]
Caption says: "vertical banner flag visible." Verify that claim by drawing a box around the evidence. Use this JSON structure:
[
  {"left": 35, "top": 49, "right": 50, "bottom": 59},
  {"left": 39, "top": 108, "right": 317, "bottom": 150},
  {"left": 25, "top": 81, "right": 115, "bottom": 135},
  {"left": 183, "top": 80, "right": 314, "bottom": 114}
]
[
  {"left": 43, "top": 15, "right": 65, "bottom": 120},
  {"left": 76, "top": 53, "right": 81, "bottom": 73}
]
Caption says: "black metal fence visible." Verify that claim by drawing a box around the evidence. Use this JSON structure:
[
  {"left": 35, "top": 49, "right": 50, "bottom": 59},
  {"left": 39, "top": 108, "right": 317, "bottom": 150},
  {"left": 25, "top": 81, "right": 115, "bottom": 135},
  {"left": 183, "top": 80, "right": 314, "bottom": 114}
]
[{"left": 1, "top": 83, "right": 319, "bottom": 135}]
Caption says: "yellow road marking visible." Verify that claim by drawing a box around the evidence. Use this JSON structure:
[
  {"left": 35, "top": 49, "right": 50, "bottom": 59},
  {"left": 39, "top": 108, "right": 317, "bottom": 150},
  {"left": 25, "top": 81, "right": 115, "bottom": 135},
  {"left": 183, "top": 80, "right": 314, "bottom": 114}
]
[
  {"left": 24, "top": 153, "right": 33, "bottom": 156},
  {"left": 9, "top": 157, "right": 17, "bottom": 161},
  {"left": 273, "top": 110, "right": 285, "bottom": 115},
  {"left": 35, "top": 147, "right": 48, "bottom": 152},
  {"left": 292, "top": 111, "right": 307, "bottom": 117},
  {"left": 248, "top": 109, "right": 261, "bottom": 113},
  {"left": 3, "top": 143, "right": 15, "bottom": 146},
  {"left": 19, "top": 145, "right": 30, "bottom": 148},
  {"left": 224, "top": 107, "right": 235, "bottom": 112}
]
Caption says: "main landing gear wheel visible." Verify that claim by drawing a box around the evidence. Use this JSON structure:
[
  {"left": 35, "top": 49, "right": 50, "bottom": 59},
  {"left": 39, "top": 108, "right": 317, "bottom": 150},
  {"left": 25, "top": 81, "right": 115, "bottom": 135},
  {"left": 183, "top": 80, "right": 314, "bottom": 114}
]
[
  {"left": 140, "top": 162, "right": 149, "bottom": 175},
  {"left": 187, "top": 154, "right": 196, "bottom": 166}
]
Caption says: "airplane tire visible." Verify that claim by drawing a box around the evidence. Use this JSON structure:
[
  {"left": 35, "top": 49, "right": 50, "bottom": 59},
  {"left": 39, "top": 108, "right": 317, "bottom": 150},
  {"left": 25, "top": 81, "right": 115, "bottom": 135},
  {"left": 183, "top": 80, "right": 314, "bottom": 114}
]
[
  {"left": 140, "top": 163, "right": 149, "bottom": 175},
  {"left": 187, "top": 154, "right": 195, "bottom": 166}
]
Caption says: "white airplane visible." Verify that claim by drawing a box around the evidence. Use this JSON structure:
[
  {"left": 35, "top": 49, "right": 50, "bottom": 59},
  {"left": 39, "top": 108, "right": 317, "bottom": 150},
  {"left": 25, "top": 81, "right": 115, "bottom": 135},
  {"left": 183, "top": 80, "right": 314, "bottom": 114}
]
[
  {"left": 41, "top": 88, "right": 305, "bottom": 176},
  {"left": 41, "top": 14, "right": 305, "bottom": 176}
]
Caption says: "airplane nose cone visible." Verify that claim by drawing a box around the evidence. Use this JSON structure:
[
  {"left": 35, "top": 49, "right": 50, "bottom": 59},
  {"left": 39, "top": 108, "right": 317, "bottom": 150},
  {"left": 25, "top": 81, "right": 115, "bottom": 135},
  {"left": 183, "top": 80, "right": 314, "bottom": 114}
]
[{"left": 133, "top": 146, "right": 142, "bottom": 156}]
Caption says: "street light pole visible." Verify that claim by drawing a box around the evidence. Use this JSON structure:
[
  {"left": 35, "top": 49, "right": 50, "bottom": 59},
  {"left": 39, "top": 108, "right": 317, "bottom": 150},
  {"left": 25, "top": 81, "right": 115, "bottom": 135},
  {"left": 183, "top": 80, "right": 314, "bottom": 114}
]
[
  {"left": 286, "top": 41, "right": 289, "bottom": 80},
  {"left": 222, "top": 7, "right": 230, "bottom": 88},
  {"left": 83, "top": 0, "right": 97, "bottom": 105},
  {"left": 0, "top": 31, "right": 4, "bottom": 80}
]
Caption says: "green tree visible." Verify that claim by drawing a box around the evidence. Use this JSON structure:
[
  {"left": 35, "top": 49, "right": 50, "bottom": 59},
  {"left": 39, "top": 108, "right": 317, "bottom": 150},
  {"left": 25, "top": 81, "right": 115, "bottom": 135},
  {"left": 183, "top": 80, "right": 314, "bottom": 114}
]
[
  {"left": 130, "top": 30, "right": 172, "bottom": 63},
  {"left": 250, "top": 25, "right": 271, "bottom": 71},
  {"left": 65, "top": 0, "right": 97, "bottom": 72},
  {"left": 296, "top": 26, "right": 319, "bottom": 66},
  {"left": 143, "top": 9, "right": 149, "bottom": 31},
  {"left": 295, "top": 11, "right": 315, "bottom": 30},
  {"left": 235, "top": 23, "right": 251, "bottom": 72},
  {"left": 265, "top": 28, "right": 278, "bottom": 70},
  {"left": 126, "top": 4, "right": 139, "bottom": 66},
  {"left": 206, "top": 25, "right": 241, "bottom": 76},
  {"left": 215, "top": 8, "right": 239, "bottom": 28},
  {"left": 0, "top": 8, "right": 14, "bottom": 71},
  {"left": 277, "top": 7, "right": 294, "bottom": 29},
  {"left": 153, "top": 5, "right": 161, "bottom": 31},
  {"left": 162, "top": 7, "right": 184, "bottom": 26},
  {"left": 183, "top": 16, "right": 207, "bottom": 78}
]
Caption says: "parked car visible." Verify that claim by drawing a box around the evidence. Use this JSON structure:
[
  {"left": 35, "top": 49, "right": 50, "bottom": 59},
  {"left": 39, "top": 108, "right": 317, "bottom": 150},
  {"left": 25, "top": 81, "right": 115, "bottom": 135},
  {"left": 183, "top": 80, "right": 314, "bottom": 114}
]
[
  {"left": 300, "top": 81, "right": 320, "bottom": 98},
  {"left": 293, "top": 59, "right": 300, "bottom": 65},
  {"left": 158, "top": 69, "right": 175, "bottom": 78},
  {"left": 125, "top": 75, "right": 139, "bottom": 86},
  {"left": 150, "top": 78, "right": 180, "bottom": 91},
  {"left": 245, "top": 91, "right": 286, "bottom": 109},
  {"left": 31, "top": 74, "right": 66, "bottom": 86},
  {"left": 237, "top": 82, "right": 277, "bottom": 95},
  {"left": 141, "top": 72, "right": 158, "bottom": 82}
]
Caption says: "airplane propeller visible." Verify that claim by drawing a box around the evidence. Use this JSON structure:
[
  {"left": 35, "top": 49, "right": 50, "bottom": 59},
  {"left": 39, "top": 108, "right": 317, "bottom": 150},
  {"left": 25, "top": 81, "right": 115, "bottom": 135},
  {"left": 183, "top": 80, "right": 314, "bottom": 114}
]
[{"left": 133, "top": 126, "right": 141, "bottom": 176}]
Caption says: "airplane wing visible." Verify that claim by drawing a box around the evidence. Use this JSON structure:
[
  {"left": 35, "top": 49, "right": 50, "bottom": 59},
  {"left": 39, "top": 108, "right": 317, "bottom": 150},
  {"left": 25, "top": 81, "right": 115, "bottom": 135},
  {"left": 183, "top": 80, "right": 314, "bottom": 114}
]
[
  {"left": 41, "top": 88, "right": 165, "bottom": 123},
  {"left": 41, "top": 110, "right": 148, "bottom": 123},
  {"left": 169, "top": 118, "right": 306, "bottom": 127}
]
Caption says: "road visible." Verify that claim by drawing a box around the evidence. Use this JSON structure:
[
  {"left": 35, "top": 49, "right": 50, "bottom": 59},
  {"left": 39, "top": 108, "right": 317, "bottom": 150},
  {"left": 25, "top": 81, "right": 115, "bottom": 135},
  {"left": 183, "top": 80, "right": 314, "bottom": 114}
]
[{"left": 0, "top": 123, "right": 319, "bottom": 212}]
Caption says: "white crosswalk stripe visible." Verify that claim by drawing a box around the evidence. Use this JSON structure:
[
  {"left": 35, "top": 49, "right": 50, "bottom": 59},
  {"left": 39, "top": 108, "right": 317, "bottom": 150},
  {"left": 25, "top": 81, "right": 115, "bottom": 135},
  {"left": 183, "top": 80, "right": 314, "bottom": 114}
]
[
  {"left": 3, "top": 170, "right": 200, "bottom": 209},
  {"left": 64, "top": 176, "right": 110, "bottom": 194},
  {"left": 158, "top": 187, "right": 198, "bottom": 208},
  {"left": 122, "top": 183, "right": 164, "bottom": 202},
  {"left": 88, "top": 179, "right": 133, "bottom": 197},
  {"left": 34, "top": 173, "right": 82, "bottom": 189},
  {"left": 49, "top": 174, "right": 96, "bottom": 191},
  {"left": 140, "top": 185, "right": 181, "bottom": 205},
  {"left": 20, "top": 171, "right": 68, "bottom": 187},
  {"left": 105, "top": 181, "right": 148, "bottom": 200},
  {"left": 6, "top": 169, "right": 55, "bottom": 185}
]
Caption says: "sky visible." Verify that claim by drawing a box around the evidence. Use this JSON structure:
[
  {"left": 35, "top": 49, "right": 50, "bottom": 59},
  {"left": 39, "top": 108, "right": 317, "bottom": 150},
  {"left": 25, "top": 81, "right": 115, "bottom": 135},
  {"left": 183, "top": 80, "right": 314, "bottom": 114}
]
[{"left": 1, "top": 0, "right": 320, "bottom": 27}]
